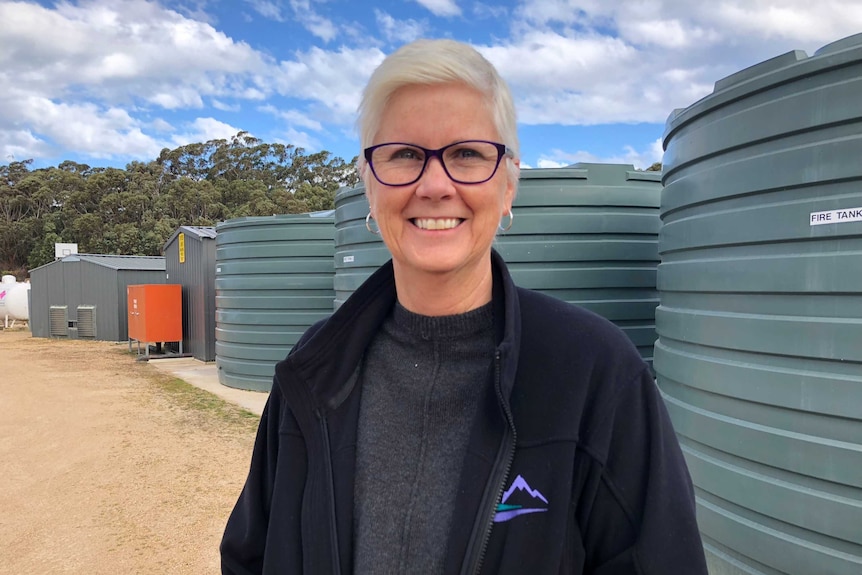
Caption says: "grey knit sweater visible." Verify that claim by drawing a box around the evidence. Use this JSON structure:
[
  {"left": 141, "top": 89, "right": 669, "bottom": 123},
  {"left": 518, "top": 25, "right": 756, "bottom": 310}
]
[{"left": 353, "top": 301, "right": 495, "bottom": 574}]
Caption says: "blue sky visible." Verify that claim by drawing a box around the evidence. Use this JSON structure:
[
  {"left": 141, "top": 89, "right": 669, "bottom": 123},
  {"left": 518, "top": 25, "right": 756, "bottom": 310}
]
[{"left": 2, "top": 0, "right": 861, "bottom": 171}]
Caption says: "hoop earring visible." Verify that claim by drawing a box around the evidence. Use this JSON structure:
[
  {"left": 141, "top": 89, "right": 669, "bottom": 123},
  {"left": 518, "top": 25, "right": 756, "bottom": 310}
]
[
  {"left": 498, "top": 209, "right": 513, "bottom": 232},
  {"left": 365, "top": 212, "right": 380, "bottom": 235}
]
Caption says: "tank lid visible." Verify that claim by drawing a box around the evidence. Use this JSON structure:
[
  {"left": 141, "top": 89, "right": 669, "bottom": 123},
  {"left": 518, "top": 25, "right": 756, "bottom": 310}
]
[
  {"left": 627, "top": 170, "right": 661, "bottom": 182},
  {"left": 520, "top": 167, "right": 588, "bottom": 180},
  {"left": 713, "top": 50, "right": 808, "bottom": 93},
  {"left": 573, "top": 163, "right": 647, "bottom": 185},
  {"left": 308, "top": 209, "right": 336, "bottom": 218},
  {"left": 335, "top": 183, "right": 366, "bottom": 202},
  {"left": 665, "top": 108, "right": 685, "bottom": 124},
  {"left": 217, "top": 212, "right": 332, "bottom": 232},
  {"left": 814, "top": 32, "right": 862, "bottom": 56},
  {"left": 667, "top": 33, "right": 862, "bottom": 138}
]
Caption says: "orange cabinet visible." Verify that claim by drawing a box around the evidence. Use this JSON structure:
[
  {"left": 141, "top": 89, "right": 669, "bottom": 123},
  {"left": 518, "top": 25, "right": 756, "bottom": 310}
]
[{"left": 127, "top": 284, "right": 182, "bottom": 344}]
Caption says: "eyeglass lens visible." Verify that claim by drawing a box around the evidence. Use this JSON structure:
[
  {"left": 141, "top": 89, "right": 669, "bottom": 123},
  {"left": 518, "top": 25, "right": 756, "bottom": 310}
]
[{"left": 369, "top": 141, "right": 502, "bottom": 185}]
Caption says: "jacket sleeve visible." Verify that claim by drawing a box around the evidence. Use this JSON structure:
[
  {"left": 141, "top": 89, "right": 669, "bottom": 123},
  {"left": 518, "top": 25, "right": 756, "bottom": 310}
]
[
  {"left": 219, "top": 382, "right": 285, "bottom": 575},
  {"left": 583, "top": 367, "right": 708, "bottom": 575}
]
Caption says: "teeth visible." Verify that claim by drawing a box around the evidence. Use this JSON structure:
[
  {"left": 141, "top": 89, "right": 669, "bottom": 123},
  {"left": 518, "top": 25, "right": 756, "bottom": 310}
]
[{"left": 414, "top": 218, "right": 461, "bottom": 230}]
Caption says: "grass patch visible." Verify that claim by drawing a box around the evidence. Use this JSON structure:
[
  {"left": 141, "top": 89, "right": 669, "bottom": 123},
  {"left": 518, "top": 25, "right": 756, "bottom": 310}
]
[{"left": 146, "top": 370, "right": 260, "bottom": 433}]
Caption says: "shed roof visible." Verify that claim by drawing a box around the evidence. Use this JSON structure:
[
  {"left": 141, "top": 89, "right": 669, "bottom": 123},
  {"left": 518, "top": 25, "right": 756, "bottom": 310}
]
[
  {"left": 60, "top": 253, "right": 166, "bottom": 271},
  {"left": 164, "top": 225, "right": 218, "bottom": 250}
]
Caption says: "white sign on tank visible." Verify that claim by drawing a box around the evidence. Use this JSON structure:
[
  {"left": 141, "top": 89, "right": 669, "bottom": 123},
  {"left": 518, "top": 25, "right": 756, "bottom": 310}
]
[{"left": 810, "top": 206, "right": 862, "bottom": 226}]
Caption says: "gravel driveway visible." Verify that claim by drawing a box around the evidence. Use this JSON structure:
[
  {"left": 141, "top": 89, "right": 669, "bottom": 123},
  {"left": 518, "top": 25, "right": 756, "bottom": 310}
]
[{"left": 0, "top": 329, "right": 259, "bottom": 574}]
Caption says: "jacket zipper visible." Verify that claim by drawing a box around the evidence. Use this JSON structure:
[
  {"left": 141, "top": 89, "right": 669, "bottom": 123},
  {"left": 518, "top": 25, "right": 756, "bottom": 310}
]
[
  {"left": 318, "top": 412, "right": 342, "bottom": 575},
  {"left": 468, "top": 350, "right": 517, "bottom": 575}
]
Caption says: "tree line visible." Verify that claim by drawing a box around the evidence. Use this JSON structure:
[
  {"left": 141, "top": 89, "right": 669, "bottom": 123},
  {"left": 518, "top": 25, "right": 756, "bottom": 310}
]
[{"left": 0, "top": 132, "right": 360, "bottom": 277}]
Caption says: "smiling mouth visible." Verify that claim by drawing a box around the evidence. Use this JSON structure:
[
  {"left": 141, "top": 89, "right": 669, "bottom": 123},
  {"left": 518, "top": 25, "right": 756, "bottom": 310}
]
[{"left": 412, "top": 218, "right": 463, "bottom": 230}]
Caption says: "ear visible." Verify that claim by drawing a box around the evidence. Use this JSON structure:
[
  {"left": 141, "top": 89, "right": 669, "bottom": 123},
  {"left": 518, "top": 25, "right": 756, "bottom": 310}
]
[
  {"left": 361, "top": 164, "right": 376, "bottom": 215},
  {"left": 365, "top": 189, "right": 375, "bottom": 217},
  {"left": 503, "top": 157, "right": 519, "bottom": 212}
]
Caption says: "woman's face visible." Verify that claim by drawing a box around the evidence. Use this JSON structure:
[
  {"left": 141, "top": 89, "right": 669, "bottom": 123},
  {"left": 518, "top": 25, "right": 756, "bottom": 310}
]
[{"left": 365, "top": 82, "right": 516, "bottom": 288}]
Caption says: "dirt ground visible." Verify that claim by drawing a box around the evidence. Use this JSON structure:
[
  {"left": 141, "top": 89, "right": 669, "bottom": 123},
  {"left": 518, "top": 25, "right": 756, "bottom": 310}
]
[{"left": 0, "top": 329, "right": 260, "bottom": 575}]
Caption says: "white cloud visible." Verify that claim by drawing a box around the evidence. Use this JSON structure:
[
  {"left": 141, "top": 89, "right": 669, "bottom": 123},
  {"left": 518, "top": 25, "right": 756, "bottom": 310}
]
[
  {"left": 536, "top": 137, "right": 663, "bottom": 170},
  {"left": 0, "top": 0, "right": 269, "bottom": 104},
  {"left": 0, "top": 0, "right": 271, "bottom": 164},
  {"left": 290, "top": 0, "right": 338, "bottom": 42},
  {"left": 514, "top": 0, "right": 610, "bottom": 29},
  {"left": 0, "top": 87, "right": 163, "bottom": 160},
  {"left": 4, "top": 0, "right": 862, "bottom": 168},
  {"left": 375, "top": 10, "right": 426, "bottom": 44},
  {"left": 276, "top": 127, "right": 321, "bottom": 152},
  {"left": 212, "top": 99, "right": 241, "bottom": 112},
  {"left": 479, "top": 32, "right": 672, "bottom": 124},
  {"left": 149, "top": 88, "right": 205, "bottom": 110},
  {"left": 238, "top": 87, "right": 268, "bottom": 100},
  {"left": 272, "top": 46, "right": 386, "bottom": 123},
  {"left": 0, "top": 129, "right": 53, "bottom": 164},
  {"left": 170, "top": 1, "right": 218, "bottom": 26},
  {"left": 618, "top": 18, "right": 719, "bottom": 49},
  {"left": 515, "top": 0, "right": 862, "bottom": 48},
  {"left": 472, "top": 2, "right": 509, "bottom": 20},
  {"left": 149, "top": 118, "right": 175, "bottom": 133},
  {"left": 245, "top": 0, "right": 286, "bottom": 21},
  {"left": 481, "top": 31, "right": 639, "bottom": 90},
  {"left": 259, "top": 105, "right": 324, "bottom": 131},
  {"left": 711, "top": 1, "right": 862, "bottom": 43},
  {"left": 649, "top": 137, "right": 664, "bottom": 163},
  {"left": 481, "top": 1, "right": 860, "bottom": 128},
  {"left": 536, "top": 159, "right": 568, "bottom": 168},
  {"left": 500, "top": 0, "right": 862, "bottom": 127},
  {"left": 171, "top": 118, "right": 245, "bottom": 148},
  {"left": 413, "top": 0, "right": 461, "bottom": 17}
]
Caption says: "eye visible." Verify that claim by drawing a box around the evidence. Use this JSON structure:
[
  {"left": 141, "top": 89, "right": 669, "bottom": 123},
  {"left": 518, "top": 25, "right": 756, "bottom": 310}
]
[
  {"left": 387, "top": 146, "right": 424, "bottom": 162},
  {"left": 446, "top": 142, "right": 492, "bottom": 162},
  {"left": 455, "top": 148, "right": 481, "bottom": 159}
]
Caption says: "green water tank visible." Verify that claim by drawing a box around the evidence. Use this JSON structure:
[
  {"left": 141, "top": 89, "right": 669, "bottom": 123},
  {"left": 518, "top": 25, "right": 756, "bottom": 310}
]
[
  {"left": 497, "top": 164, "right": 661, "bottom": 363},
  {"left": 657, "top": 34, "right": 862, "bottom": 575},
  {"left": 332, "top": 165, "right": 661, "bottom": 362},
  {"left": 215, "top": 213, "right": 335, "bottom": 391},
  {"left": 333, "top": 183, "right": 391, "bottom": 308}
]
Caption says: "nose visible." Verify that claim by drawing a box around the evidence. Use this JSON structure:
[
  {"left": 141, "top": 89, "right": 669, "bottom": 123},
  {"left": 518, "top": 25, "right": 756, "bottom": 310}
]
[{"left": 415, "top": 156, "right": 455, "bottom": 199}]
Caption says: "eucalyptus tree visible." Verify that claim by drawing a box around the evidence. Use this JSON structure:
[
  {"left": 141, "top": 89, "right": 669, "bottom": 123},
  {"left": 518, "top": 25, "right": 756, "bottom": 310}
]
[{"left": 2, "top": 131, "right": 360, "bottom": 272}]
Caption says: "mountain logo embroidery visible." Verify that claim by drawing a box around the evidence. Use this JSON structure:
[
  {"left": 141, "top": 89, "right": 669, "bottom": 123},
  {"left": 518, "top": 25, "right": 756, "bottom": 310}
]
[{"left": 493, "top": 474, "right": 548, "bottom": 523}]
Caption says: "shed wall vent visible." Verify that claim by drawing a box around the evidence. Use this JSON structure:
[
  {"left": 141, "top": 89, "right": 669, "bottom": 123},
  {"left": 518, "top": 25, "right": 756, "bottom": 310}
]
[
  {"left": 77, "top": 306, "right": 96, "bottom": 338},
  {"left": 49, "top": 306, "right": 68, "bottom": 337}
]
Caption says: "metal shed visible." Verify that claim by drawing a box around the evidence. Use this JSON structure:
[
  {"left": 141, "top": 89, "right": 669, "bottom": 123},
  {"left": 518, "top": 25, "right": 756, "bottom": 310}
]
[
  {"left": 29, "top": 254, "right": 166, "bottom": 341},
  {"left": 164, "top": 226, "right": 217, "bottom": 361}
]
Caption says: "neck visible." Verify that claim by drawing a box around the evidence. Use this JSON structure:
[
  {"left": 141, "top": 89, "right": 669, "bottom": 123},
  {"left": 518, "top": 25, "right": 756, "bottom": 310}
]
[{"left": 393, "top": 258, "right": 494, "bottom": 316}]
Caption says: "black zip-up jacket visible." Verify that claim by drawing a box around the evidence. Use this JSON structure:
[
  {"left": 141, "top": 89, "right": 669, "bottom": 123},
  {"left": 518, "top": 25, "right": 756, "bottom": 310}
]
[{"left": 221, "top": 251, "right": 708, "bottom": 574}]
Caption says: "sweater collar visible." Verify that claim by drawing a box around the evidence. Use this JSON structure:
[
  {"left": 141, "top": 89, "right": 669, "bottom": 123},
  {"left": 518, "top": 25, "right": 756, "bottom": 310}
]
[
  {"left": 279, "top": 249, "right": 521, "bottom": 411},
  {"left": 391, "top": 300, "right": 493, "bottom": 342}
]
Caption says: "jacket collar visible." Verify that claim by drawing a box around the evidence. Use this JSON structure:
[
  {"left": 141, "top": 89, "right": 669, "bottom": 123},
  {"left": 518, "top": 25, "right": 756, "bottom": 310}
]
[{"left": 280, "top": 249, "right": 521, "bottom": 411}]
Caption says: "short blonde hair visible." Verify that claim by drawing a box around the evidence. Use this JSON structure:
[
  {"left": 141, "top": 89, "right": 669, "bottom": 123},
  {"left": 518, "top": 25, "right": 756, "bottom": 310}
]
[{"left": 357, "top": 39, "right": 520, "bottom": 188}]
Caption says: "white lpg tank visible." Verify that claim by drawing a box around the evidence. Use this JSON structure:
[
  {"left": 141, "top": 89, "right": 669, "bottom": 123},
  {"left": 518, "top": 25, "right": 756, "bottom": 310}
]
[
  {"left": 3, "top": 281, "right": 31, "bottom": 320},
  {"left": 0, "top": 276, "right": 15, "bottom": 316}
]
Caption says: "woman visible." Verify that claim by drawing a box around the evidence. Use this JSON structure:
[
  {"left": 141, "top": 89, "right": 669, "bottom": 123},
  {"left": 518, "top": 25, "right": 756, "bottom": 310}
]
[{"left": 221, "top": 39, "right": 707, "bottom": 574}]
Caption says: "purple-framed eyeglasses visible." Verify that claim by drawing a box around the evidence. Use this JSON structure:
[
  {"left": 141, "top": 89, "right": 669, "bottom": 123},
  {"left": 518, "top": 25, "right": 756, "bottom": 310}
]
[{"left": 364, "top": 140, "right": 513, "bottom": 186}]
